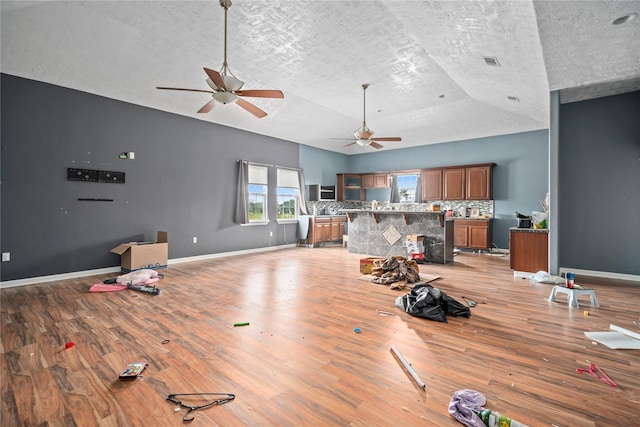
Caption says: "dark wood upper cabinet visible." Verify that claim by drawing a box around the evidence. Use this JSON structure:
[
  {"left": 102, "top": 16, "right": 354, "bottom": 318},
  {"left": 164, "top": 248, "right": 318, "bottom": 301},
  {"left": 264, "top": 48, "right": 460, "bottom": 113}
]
[
  {"left": 421, "top": 169, "right": 442, "bottom": 200},
  {"left": 373, "top": 173, "right": 389, "bottom": 188},
  {"left": 361, "top": 173, "right": 389, "bottom": 188},
  {"left": 466, "top": 165, "right": 492, "bottom": 200},
  {"left": 443, "top": 168, "right": 466, "bottom": 200},
  {"left": 361, "top": 174, "right": 374, "bottom": 189}
]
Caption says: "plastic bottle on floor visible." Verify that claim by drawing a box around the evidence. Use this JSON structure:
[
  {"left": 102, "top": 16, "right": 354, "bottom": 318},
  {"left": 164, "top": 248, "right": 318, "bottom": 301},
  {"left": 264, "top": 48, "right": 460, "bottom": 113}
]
[{"left": 476, "top": 409, "right": 528, "bottom": 427}]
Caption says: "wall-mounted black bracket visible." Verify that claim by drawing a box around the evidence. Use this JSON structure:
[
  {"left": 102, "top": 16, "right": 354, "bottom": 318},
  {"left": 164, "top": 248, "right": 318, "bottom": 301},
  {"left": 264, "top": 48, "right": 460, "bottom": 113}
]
[{"left": 67, "top": 168, "right": 125, "bottom": 183}]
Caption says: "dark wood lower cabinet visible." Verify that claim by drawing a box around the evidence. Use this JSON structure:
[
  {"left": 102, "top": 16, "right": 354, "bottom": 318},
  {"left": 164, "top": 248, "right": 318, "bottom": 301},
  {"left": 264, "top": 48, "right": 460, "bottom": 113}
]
[
  {"left": 454, "top": 219, "right": 492, "bottom": 249},
  {"left": 509, "top": 228, "right": 548, "bottom": 272},
  {"left": 306, "top": 216, "right": 346, "bottom": 247}
]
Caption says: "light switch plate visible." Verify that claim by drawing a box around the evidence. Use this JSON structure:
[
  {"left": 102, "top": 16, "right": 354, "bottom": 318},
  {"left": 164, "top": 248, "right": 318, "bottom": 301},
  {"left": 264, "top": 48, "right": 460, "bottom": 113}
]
[{"left": 2, "top": 252, "right": 10, "bottom": 262}]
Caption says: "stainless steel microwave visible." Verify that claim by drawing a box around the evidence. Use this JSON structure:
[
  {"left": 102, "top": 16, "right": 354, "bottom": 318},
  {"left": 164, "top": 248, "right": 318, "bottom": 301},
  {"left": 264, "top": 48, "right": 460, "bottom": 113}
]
[
  {"left": 308, "top": 184, "right": 336, "bottom": 201},
  {"left": 319, "top": 185, "right": 336, "bottom": 200}
]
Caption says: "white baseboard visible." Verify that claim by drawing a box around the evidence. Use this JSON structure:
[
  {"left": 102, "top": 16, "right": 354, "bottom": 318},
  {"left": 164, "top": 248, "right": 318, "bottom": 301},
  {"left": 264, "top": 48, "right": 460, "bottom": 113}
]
[
  {"left": 513, "top": 271, "right": 532, "bottom": 279},
  {"left": 513, "top": 268, "right": 640, "bottom": 283},
  {"left": 558, "top": 267, "right": 640, "bottom": 283},
  {"left": 0, "top": 244, "right": 297, "bottom": 289},
  {"left": 0, "top": 266, "right": 122, "bottom": 289}
]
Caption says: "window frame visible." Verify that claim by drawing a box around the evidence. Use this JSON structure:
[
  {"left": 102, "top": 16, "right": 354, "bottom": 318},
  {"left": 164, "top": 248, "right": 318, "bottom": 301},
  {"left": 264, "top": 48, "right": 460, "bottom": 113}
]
[
  {"left": 247, "top": 164, "right": 269, "bottom": 224},
  {"left": 276, "top": 167, "right": 300, "bottom": 223},
  {"left": 396, "top": 173, "right": 419, "bottom": 202}
]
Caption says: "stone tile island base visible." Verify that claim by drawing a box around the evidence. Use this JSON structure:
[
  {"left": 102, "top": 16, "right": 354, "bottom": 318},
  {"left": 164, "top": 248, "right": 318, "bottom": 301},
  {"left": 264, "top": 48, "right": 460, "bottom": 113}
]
[{"left": 342, "top": 210, "right": 454, "bottom": 264}]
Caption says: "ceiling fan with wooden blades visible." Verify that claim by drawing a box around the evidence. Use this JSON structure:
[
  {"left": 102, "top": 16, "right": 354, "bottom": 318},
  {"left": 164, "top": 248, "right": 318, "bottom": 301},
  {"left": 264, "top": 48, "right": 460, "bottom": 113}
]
[
  {"left": 156, "top": 0, "right": 283, "bottom": 118},
  {"left": 331, "top": 84, "right": 402, "bottom": 149}
]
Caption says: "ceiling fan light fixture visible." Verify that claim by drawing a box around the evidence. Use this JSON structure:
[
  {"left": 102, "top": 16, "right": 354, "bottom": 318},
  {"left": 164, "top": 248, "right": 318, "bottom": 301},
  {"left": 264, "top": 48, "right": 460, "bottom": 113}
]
[
  {"left": 223, "top": 75, "right": 244, "bottom": 92},
  {"left": 206, "top": 78, "right": 219, "bottom": 91},
  {"left": 353, "top": 125, "right": 373, "bottom": 140},
  {"left": 213, "top": 91, "right": 238, "bottom": 104},
  {"left": 356, "top": 139, "right": 371, "bottom": 147}
]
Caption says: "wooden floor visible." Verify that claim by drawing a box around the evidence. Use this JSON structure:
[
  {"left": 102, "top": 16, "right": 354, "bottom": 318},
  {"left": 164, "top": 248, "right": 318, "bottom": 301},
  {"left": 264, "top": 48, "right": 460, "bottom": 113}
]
[{"left": 1, "top": 247, "right": 639, "bottom": 426}]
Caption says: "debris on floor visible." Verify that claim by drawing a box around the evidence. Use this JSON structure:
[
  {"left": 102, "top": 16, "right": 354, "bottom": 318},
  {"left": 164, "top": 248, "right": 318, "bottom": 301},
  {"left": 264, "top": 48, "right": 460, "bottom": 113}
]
[
  {"left": 369, "top": 256, "right": 421, "bottom": 290},
  {"left": 448, "top": 389, "right": 529, "bottom": 427}
]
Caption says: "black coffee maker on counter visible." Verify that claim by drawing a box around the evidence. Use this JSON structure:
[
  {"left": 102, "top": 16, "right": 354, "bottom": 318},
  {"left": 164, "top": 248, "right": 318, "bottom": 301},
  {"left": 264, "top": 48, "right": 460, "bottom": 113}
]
[{"left": 515, "top": 212, "right": 532, "bottom": 228}]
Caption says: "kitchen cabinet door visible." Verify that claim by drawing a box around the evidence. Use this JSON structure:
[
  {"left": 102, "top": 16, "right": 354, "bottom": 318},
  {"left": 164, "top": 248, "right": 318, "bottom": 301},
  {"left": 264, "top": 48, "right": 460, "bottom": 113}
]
[
  {"left": 469, "top": 224, "right": 489, "bottom": 248},
  {"left": 373, "top": 173, "right": 389, "bottom": 188},
  {"left": 510, "top": 230, "right": 548, "bottom": 272},
  {"left": 362, "top": 173, "right": 388, "bottom": 188},
  {"left": 421, "top": 169, "right": 442, "bottom": 200},
  {"left": 454, "top": 223, "right": 469, "bottom": 247},
  {"left": 314, "top": 219, "right": 331, "bottom": 244},
  {"left": 466, "top": 165, "right": 492, "bottom": 200},
  {"left": 443, "top": 168, "right": 465, "bottom": 200},
  {"left": 330, "top": 221, "right": 344, "bottom": 241},
  {"left": 454, "top": 220, "right": 491, "bottom": 249},
  {"left": 361, "top": 174, "right": 374, "bottom": 189}
]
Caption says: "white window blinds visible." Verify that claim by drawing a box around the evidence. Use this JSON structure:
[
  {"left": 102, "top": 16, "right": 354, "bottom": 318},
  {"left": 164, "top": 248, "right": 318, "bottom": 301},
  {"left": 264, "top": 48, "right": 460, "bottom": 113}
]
[{"left": 277, "top": 168, "right": 300, "bottom": 188}]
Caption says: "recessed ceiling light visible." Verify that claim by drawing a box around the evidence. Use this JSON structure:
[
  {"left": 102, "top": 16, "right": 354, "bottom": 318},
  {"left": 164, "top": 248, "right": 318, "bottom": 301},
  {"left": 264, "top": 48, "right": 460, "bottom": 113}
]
[
  {"left": 507, "top": 96, "right": 520, "bottom": 102},
  {"left": 483, "top": 56, "right": 500, "bottom": 67},
  {"left": 439, "top": 94, "right": 445, "bottom": 98},
  {"left": 611, "top": 13, "right": 637, "bottom": 25}
]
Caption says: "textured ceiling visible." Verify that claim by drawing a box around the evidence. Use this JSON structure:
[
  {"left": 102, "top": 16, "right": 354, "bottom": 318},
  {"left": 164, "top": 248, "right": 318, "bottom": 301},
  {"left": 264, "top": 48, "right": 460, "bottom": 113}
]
[{"left": 2, "top": 1, "right": 639, "bottom": 154}]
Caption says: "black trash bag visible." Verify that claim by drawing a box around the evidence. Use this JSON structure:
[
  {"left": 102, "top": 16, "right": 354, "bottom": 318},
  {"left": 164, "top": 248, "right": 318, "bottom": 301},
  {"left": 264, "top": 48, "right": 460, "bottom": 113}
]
[
  {"left": 395, "top": 284, "right": 448, "bottom": 322},
  {"left": 443, "top": 294, "right": 472, "bottom": 318}
]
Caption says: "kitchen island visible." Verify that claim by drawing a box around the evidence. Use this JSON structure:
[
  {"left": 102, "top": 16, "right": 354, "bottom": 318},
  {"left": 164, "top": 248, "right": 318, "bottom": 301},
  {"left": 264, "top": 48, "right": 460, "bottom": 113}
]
[{"left": 341, "top": 209, "right": 454, "bottom": 264}]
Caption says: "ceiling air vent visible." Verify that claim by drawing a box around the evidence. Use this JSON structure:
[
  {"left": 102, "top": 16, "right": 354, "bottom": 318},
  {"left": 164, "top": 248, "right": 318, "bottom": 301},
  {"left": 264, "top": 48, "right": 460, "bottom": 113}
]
[
  {"left": 483, "top": 56, "right": 500, "bottom": 67},
  {"left": 507, "top": 95, "right": 520, "bottom": 102}
]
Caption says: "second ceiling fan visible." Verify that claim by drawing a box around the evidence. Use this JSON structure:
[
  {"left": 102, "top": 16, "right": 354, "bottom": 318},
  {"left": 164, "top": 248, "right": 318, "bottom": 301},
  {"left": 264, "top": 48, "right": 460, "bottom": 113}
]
[
  {"left": 332, "top": 84, "right": 402, "bottom": 149},
  {"left": 156, "top": 0, "right": 283, "bottom": 118}
]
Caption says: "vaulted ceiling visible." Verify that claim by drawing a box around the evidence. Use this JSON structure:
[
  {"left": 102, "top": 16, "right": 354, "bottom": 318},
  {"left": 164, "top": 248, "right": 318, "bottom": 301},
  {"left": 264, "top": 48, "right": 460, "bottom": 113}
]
[{"left": 2, "top": 1, "right": 639, "bottom": 154}]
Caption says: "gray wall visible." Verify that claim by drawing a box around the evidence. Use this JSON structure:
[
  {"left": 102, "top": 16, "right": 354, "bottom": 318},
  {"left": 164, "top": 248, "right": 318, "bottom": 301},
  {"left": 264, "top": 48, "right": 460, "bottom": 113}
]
[
  {"left": 1, "top": 74, "right": 300, "bottom": 281},
  {"left": 300, "top": 131, "right": 550, "bottom": 250},
  {"left": 559, "top": 91, "right": 640, "bottom": 275},
  {"left": 2, "top": 74, "right": 638, "bottom": 281}
]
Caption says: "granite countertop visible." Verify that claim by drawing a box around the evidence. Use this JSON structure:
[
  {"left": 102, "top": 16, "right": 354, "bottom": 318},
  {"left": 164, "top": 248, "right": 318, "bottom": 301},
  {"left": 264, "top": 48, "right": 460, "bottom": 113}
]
[
  {"left": 510, "top": 227, "right": 549, "bottom": 233},
  {"left": 448, "top": 217, "right": 493, "bottom": 220},
  {"left": 339, "top": 209, "right": 445, "bottom": 214}
]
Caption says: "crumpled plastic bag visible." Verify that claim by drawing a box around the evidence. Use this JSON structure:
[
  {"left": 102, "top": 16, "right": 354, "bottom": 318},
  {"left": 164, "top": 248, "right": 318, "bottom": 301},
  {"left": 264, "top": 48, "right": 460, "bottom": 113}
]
[
  {"left": 448, "top": 389, "right": 486, "bottom": 427},
  {"left": 117, "top": 269, "right": 160, "bottom": 285},
  {"left": 529, "top": 270, "right": 564, "bottom": 284}
]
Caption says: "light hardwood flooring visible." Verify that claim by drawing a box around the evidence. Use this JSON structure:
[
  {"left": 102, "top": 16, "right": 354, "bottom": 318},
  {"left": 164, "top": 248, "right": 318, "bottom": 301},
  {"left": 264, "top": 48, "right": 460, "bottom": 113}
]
[{"left": 1, "top": 247, "right": 639, "bottom": 426}]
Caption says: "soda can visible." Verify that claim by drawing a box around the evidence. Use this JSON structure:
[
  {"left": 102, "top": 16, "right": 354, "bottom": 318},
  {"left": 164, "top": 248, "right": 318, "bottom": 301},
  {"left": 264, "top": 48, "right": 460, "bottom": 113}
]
[{"left": 566, "top": 272, "right": 575, "bottom": 288}]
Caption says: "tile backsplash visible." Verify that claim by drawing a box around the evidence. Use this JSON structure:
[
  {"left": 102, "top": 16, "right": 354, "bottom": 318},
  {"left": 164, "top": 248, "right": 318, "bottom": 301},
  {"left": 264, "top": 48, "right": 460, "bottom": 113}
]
[{"left": 306, "top": 199, "right": 494, "bottom": 218}]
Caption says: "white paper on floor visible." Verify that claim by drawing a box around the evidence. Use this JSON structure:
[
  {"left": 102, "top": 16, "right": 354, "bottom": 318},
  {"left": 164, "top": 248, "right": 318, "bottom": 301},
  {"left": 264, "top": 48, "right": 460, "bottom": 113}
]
[{"left": 584, "top": 324, "right": 640, "bottom": 349}]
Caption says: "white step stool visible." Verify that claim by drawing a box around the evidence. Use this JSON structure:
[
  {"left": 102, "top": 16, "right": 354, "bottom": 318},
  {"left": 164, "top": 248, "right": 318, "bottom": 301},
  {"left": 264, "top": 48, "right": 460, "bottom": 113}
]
[{"left": 548, "top": 286, "right": 599, "bottom": 308}]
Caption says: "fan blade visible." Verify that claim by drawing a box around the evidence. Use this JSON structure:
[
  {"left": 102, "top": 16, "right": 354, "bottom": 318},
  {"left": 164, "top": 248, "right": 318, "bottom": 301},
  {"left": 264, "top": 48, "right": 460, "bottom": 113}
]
[
  {"left": 197, "top": 99, "right": 216, "bottom": 114},
  {"left": 236, "top": 89, "right": 284, "bottom": 99},
  {"left": 371, "top": 137, "right": 401, "bottom": 142},
  {"left": 157, "top": 86, "right": 214, "bottom": 94},
  {"left": 370, "top": 141, "right": 384, "bottom": 149},
  {"left": 343, "top": 142, "right": 357, "bottom": 147},
  {"left": 204, "top": 68, "right": 227, "bottom": 91},
  {"left": 236, "top": 98, "right": 267, "bottom": 118},
  {"left": 330, "top": 138, "right": 358, "bottom": 140}
]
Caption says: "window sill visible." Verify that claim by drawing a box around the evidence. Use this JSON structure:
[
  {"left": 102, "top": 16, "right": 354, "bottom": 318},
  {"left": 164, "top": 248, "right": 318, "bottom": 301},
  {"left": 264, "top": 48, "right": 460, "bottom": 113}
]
[
  {"left": 241, "top": 221, "right": 269, "bottom": 226},
  {"left": 277, "top": 219, "right": 298, "bottom": 225}
]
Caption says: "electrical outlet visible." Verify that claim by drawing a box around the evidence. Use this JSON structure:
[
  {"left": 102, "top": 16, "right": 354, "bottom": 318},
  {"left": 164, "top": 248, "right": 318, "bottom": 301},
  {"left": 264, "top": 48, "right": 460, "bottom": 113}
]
[
  {"left": 2, "top": 252, "right": 10, "bottom": 262},
  {"left": 269, "top": 231, "right": 273, "bottom": 237},
  {"left": 192, "top": 237, "right": 197, "bottom": 243}
]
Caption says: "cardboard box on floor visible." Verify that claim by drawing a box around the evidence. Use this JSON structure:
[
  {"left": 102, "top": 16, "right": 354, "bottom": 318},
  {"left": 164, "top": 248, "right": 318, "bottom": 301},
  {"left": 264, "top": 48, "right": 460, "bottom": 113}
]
[
  {"left": 360, "top": 257, "right": 386, "bottom": 274},
  {"left": 111, "top": 231, "right": 168, "bottom": 272}
]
